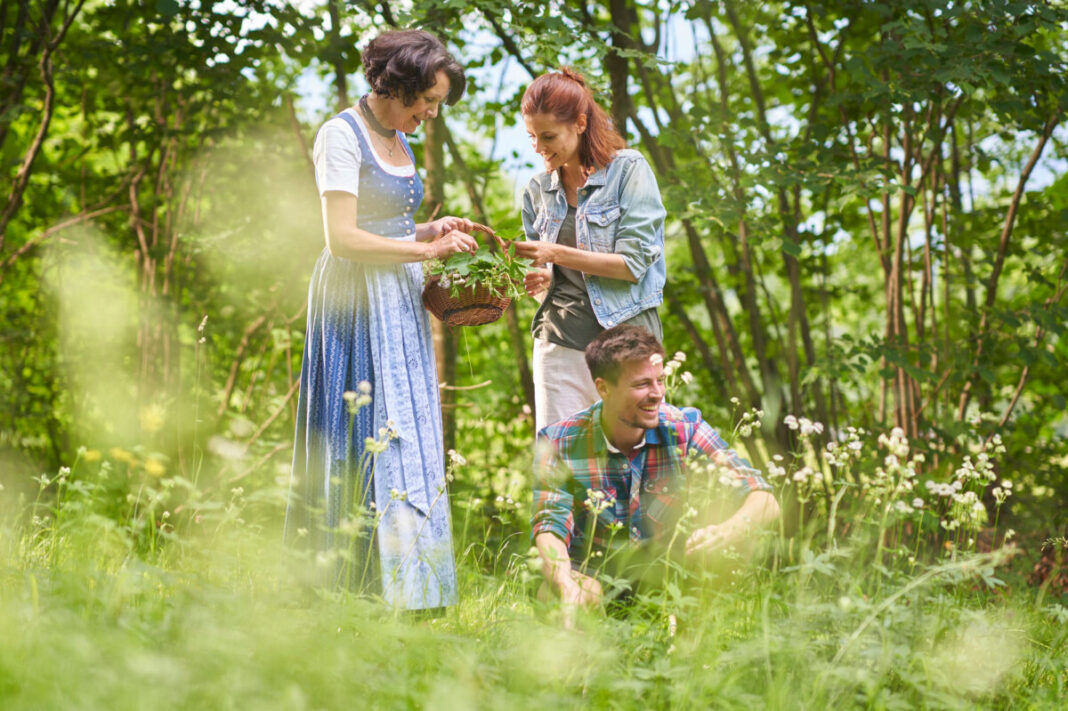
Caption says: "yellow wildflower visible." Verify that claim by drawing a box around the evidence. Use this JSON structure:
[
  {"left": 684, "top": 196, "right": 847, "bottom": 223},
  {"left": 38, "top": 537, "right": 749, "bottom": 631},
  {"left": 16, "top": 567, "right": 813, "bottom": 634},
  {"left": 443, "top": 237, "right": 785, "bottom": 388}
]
[{"left": 144, "top": 459, "right": 166, "bottom": 477}]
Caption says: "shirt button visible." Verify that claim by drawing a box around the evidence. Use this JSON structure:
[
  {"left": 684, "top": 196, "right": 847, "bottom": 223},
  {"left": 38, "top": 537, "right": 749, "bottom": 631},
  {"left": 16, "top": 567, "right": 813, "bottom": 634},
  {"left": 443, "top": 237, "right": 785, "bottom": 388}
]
[{"left": 594, "top": 299, "right": 602, "bottom": 305}]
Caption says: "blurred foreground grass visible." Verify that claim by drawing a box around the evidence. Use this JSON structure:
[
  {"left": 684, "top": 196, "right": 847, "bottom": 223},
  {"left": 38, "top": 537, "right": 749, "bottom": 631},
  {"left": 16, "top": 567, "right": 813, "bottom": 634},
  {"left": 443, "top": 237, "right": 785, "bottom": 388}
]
[{"left": 1, "top": 432, "right": 1066, "bottom": 710}]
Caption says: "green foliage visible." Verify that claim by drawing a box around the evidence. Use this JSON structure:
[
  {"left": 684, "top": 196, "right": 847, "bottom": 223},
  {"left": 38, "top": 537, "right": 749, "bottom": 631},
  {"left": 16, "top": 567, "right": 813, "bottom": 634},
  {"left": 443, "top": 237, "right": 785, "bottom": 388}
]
[
  {"left": 0, "top": 1, "right": 1066, "bottom": 703},
  {"left": 2, "top": 417, "right": 1066, "bottom": 709},
  {"left": 425, "top": 242, "right": 532, "bottom": 300}
]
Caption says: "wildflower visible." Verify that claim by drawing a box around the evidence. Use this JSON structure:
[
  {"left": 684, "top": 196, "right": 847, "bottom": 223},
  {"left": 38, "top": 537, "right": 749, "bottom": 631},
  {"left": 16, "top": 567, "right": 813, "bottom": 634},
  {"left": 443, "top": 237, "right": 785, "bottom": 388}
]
[
  {"left": 729, "top": 397, "right": 740, "bottom": 406},
  {"left": 109, "top": 447, "right": 135, "bottom": 465},
  {"left": 197, "top": 314, "right": 208, "bottom": 333},
  {"left": 144, "top": 459, "right": 166, "bottom": 477},
  {"left": 83, "top": 449, "right": 101, "bottom": 463},
  {"left": 784, "top": 414, "right": 799, "bottom": 430},
  {"left": 355, "top": 394, "right": 372, "bottom": 408},
  {"left": 680, "top": 371, "right": 694, "bottom": 385},
  {"left": 912, "top": 498, "right": 924, "bottom": 509},
  {"left": 357, "top": 380, "right": 372, "bottom": 394},
  {"left": 140, "top": 405, "right": 165, "bottom": 434},
  {"left": 650, "top": 353, "right": 663, "bottom": 366},
  {"left": 673, "top": 351, "right": 687, "bottom": 363},
  {"left": 1004, "top": 528, "right": 1015, "bottom": 541}
]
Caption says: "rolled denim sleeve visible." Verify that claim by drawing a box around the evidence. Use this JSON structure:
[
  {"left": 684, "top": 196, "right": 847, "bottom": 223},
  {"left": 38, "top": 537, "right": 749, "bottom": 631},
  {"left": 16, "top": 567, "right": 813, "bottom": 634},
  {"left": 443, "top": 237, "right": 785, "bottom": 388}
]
[
  {"left": 613, "top": 156, "right": 666, "bottom": 281},
  {"left": 530, "top": 437, "right": 576, "bottom": 547},
  {"left": 521, "top": 181, "right": 541, "bottom": 242}
]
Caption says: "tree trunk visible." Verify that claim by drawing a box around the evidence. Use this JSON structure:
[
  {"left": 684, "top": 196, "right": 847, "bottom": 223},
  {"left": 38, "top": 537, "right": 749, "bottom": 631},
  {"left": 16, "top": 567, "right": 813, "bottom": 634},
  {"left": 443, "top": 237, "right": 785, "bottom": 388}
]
[{"left": 424, "top": 115, "right": 456, "bottom": 454}]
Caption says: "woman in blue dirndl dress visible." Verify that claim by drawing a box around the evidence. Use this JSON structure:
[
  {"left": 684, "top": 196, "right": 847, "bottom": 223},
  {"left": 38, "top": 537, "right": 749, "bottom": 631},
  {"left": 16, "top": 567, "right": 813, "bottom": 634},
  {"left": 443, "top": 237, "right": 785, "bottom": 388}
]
[{"left": 284, "top": 30, "right": 477, "bottom": 610}]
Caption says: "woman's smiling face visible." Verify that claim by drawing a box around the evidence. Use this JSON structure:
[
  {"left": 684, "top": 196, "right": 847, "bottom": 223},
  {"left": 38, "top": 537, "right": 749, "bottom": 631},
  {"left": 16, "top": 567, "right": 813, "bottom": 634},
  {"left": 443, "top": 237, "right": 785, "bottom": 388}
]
[
  {"left": 385, "top": 70, "right": 450, "bottom": 133},
  {"left": 524, "top": 111, "right": 586, "bottom": 173}
]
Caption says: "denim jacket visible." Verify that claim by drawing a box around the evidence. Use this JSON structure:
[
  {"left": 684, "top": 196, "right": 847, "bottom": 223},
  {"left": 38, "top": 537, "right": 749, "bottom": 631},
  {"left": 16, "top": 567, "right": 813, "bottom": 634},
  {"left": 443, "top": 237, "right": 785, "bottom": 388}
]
[{"left": 521, "top": 149, "right": 666, "bottom": 328}]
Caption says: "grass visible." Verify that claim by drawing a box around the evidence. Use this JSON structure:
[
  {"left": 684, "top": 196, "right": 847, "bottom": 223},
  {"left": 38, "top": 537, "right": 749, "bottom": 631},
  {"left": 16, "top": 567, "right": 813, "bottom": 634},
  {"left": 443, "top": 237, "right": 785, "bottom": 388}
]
[{"left": 1, "top": 422, "right": 1066, "bottom": 710}]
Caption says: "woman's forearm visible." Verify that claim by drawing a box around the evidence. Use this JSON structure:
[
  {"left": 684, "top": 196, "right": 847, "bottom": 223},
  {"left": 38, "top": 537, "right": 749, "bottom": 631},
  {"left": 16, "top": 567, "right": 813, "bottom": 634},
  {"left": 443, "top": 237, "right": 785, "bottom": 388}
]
[
  {"left": 325, "top": 224, "right": 432, "bottom": 263},
  {"left": 547, "top": 243, "right": 638, "bottom": 283}
]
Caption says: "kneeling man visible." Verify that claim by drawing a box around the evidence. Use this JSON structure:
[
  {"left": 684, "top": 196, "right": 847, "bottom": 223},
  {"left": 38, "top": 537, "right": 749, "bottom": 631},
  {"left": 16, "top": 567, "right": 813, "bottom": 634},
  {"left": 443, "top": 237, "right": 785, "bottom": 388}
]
[{"left": 531, "top": 325, "right": 780, "bottom": 607}]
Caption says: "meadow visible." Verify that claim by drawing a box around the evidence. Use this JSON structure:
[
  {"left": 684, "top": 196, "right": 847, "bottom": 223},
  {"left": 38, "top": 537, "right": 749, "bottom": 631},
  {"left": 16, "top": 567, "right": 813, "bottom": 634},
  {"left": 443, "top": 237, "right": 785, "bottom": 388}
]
[{"left": 2, "top": 410, "right": 1064, "bottom": 710}]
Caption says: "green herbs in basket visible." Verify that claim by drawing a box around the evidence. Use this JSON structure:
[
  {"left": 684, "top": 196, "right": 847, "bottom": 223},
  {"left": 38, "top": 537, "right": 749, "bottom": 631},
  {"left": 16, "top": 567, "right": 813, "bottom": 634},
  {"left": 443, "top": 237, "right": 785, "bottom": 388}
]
[{"left": 425, "top": 243, "right": 533, "bottom": 300}]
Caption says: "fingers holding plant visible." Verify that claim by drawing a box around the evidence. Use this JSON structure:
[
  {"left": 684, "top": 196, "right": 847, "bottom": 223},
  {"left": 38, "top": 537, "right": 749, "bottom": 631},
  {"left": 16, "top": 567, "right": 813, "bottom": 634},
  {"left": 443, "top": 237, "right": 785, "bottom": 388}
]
[
  {"left": 512, "top": 239, "right": 556, "bottom": 267},
  {"left": 429, "top": 229, "right": 478, "bottom": 259}
]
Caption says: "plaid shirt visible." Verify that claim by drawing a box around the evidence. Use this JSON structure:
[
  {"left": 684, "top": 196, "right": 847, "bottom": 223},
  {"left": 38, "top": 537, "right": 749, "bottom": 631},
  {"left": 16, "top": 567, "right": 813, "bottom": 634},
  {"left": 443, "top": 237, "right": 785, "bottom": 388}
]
[{"left": 531, "top": 401, "right": 771, "bottom": 563}]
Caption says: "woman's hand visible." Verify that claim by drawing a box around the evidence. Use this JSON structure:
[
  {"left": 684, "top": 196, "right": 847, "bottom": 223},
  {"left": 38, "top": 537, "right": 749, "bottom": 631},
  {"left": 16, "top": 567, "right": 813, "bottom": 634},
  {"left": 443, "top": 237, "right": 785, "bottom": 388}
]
[
  {"left": 524, "top": 268, "right": 552, "bottom": 297},
  {"left": 427, "top": 229, "right": 478, "bottom": 260},
  {"left": 513, "top": 239, "right": 558, "bottom": 267},
  {"left": 426, "top": 215, "right": 475, "bottom": 239}
]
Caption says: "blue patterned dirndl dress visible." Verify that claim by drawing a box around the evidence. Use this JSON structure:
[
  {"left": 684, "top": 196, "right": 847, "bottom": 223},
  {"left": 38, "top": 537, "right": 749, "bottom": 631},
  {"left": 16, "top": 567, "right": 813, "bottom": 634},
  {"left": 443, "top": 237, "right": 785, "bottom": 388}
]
[{"left": 284, "top": 112, "right": 457, "bottom": 610}]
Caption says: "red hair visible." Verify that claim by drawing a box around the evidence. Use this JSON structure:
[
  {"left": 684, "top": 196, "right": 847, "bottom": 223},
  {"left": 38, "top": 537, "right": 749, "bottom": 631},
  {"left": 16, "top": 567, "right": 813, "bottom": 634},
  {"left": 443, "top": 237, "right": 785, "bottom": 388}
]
[{"left": 521, "top": 68, "right": 625, "bottom": 170}]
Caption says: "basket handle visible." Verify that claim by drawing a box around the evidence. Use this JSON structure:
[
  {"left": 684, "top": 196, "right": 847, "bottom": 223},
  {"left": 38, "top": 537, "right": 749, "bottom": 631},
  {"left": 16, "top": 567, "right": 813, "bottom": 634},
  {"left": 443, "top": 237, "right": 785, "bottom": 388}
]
[{"left": 470, "top": 222, "right": 509, "bottom": 252}]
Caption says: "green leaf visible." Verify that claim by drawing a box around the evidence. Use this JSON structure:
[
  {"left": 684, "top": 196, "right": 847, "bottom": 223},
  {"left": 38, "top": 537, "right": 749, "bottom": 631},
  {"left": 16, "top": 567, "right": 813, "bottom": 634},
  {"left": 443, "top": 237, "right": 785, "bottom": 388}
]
[{"left": 156, "top": 0, "right": 180, "bottom": 16}]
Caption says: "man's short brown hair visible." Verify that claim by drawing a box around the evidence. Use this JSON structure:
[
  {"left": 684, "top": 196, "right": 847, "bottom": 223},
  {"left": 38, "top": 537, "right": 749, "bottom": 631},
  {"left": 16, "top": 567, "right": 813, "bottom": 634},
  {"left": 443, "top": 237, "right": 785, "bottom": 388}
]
[{"left": 585, "top": 325, "right": 665, "bottom": 383}]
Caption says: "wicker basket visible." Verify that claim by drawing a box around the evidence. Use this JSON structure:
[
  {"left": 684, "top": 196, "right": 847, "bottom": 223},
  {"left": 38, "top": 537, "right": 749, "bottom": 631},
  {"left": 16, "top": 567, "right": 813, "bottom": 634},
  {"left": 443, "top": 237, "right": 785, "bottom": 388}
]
[{"left": 422, "top": 224, "right": 514, "bottom": 327}]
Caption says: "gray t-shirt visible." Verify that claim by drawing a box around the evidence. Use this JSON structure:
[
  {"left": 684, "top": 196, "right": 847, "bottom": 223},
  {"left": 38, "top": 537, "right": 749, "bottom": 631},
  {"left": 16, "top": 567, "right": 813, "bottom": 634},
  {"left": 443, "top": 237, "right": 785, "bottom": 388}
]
[{"left": 532, "top": 206, "right": 661, "bottom": 351}]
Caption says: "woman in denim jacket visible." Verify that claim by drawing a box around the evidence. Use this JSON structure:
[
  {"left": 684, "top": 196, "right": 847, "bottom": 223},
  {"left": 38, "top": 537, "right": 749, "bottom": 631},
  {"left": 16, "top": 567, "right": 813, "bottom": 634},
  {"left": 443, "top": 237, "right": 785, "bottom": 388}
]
[{"left": 515, "top": 69, "right": 667, "bottom": 432}]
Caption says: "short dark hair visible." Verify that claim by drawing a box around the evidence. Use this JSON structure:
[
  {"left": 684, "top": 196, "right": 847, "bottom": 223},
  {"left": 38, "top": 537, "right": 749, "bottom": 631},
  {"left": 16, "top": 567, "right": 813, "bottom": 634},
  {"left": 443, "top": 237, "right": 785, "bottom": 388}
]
[
  {"left": 585, "top": 325, "right": 665, "bottom": 383},
  {"left": 362, "top": 29, "right": 466, "bottom": 106}
]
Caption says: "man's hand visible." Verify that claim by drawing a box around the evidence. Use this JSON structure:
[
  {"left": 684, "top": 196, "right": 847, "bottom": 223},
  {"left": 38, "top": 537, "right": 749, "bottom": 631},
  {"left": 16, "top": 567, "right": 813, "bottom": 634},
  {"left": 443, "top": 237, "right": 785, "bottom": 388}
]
[
  {"left": 684, "top": 521, "right": 743, "bottom": 557},
  {"left": 556, "top": 570, "right": 603, "bottom": 607},
  {"left": 535, "top": 532, "right": 603, "bottom": 628},
  {"left": 685, "top": 491, "right": 780, "bottom": 558}
]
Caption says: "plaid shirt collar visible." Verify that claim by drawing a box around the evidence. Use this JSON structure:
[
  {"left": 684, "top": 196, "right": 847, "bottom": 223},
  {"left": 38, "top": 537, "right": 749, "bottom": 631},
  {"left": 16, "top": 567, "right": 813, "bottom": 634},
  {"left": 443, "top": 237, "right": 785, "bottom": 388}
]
[{"left": 590, "top": 400, "right": 672, "bottom": 455}]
